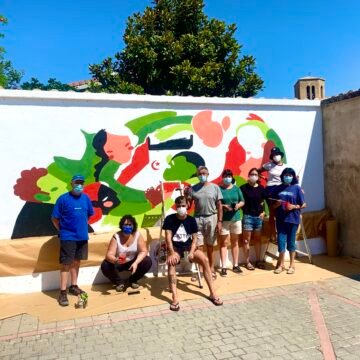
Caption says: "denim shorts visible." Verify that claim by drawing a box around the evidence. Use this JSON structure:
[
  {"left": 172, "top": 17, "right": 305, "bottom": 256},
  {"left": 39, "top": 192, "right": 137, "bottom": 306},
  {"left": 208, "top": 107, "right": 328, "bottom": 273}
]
[{"left": 242, "top": 214, "right": 263, "bottom": 232}]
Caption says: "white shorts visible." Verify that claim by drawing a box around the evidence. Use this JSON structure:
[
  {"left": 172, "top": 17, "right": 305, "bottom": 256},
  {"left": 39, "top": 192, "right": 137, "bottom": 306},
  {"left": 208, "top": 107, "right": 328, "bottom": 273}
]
[{"left": 220, "top": 220, "right": 242, "bottom": 236}]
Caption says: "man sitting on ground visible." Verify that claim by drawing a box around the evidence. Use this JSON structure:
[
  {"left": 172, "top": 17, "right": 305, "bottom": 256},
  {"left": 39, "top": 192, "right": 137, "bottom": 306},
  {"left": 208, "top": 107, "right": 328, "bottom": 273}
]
[{"left": 162, "top": 195, "right": 223, "bottom": 311}]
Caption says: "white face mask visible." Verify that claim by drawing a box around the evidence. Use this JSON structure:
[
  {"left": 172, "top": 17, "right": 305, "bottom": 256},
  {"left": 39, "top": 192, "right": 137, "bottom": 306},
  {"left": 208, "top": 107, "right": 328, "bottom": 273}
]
[
  {"left": 176, "top": 206, "right": 187, "bottom": 216},
  {"left": 249, "top": 175, "right": 258, "bottom": 183},
  {"left": 273, "top": 155, "right": 282, "bottom": 162}
]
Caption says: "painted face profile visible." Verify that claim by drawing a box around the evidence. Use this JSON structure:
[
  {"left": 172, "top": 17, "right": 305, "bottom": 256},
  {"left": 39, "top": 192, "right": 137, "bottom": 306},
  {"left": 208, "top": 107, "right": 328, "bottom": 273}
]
[{"left": 103, "top": 133, "right": 134, "bottom": 164}]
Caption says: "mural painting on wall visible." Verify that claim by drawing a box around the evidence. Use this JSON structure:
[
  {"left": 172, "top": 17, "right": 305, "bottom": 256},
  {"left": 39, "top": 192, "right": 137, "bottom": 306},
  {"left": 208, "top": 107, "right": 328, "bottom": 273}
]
[{"left": 12, "top": 110, "right": 286, "bottom": 239}]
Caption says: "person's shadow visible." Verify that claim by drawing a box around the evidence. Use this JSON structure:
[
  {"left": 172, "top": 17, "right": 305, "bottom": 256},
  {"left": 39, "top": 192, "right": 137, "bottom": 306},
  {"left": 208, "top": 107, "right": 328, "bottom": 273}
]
[{"left": 32, "top": 235, "right": 60, "bottom": 300}]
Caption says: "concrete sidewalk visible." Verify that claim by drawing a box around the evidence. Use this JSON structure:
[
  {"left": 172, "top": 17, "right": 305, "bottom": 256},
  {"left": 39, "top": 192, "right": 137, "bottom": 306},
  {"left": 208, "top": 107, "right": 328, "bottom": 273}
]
[{"left": 1, "top": 275, "right": 360, "bottom": 360}]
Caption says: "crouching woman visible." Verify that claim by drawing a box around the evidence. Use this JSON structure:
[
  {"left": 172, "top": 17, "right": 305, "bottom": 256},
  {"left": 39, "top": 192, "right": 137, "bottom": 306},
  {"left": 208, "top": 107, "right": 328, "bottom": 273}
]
[{"left": 101, "top": 215, "right": 152, "bottom": 291}]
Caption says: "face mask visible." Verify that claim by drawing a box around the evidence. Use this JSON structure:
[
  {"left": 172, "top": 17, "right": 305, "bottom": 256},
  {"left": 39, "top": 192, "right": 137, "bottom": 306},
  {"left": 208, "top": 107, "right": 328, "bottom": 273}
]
[
  {"left": 249, "top": 175, "right": 258, "bottom": 183},
  {"left": 283, "top": 176, "right": 293, "bottom": 185},
  {"left": 176, "top": 206, "right": 187, "bottom": 216},
  {"left": 122, "top": 225, "right": 133, "bottom": 234},
  {"left": 72, "top": 184, "right": 83, "bottom": 194},
  {"left": 223, "top": 177, "right": 232, "bottom": 185},
  {"left": 273, "top": 155, "right": 282, "bottom": 163},
  {"left": 198, "top": 175, "right": 207, "bottom": 183}
]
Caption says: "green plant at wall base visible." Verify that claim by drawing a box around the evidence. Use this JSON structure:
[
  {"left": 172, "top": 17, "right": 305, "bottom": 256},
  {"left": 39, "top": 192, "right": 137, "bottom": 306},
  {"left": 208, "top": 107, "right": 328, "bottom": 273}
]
[{"left": 89, "top": 0, "right": 264, "bottom": 97}]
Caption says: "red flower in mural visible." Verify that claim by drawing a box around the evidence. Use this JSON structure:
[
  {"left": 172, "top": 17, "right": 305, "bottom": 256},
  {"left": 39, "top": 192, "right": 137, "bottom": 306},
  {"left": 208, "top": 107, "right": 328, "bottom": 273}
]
[{"left": 13, "top": 167, "right": 49, "bottom": 203}]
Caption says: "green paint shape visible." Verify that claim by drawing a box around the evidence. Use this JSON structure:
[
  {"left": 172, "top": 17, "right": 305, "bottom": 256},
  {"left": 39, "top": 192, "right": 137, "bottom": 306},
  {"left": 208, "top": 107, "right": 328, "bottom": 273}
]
[
  {"left": 236, "top": 121, "right": 269, "bottom": 137},
  {"left": 125, "top": 111, "right": 177, "bottom": 135},
  {"left": 266, "top": 129, "right": 287, "bottom": 163},
  {"left": 34, "top": 193, "right": 51, "bottom": 202},
  {"left": 37, "top": 173, "right": 68, "bottom": 203},
  {"left": 154, "top": 124, "right": 193, "bottom": 141},
  {"left": 163, "top": 156, "right": 197, "bottom": 181}
]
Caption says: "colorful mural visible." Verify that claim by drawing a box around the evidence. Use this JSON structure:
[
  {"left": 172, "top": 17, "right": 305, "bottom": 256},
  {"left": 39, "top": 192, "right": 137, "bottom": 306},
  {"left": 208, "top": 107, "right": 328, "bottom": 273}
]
[{"left": 12, "top": 110, "right": 286, "bottom": 238}]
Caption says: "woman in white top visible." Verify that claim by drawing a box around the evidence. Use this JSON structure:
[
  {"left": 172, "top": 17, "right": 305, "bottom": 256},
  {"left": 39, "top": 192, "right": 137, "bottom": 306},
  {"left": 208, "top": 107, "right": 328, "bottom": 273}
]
[
  {"left": 259, "top": 147, "right": 286, "bottom": 242},
  {"left": 101, "top": 215, "right": 152, "bottom": 292}
]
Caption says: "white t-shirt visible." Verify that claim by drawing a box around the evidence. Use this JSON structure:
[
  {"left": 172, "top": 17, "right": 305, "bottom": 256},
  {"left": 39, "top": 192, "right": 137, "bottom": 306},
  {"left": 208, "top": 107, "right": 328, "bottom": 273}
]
[{"left": 262, "top": 162, "right": 287, "bottom": 186}]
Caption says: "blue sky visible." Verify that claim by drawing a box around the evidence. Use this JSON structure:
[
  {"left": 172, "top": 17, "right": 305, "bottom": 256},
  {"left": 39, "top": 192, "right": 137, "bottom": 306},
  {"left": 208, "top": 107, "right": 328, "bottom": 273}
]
[{"left": 1, "top": 0, "right": 359, "bottom": 98}]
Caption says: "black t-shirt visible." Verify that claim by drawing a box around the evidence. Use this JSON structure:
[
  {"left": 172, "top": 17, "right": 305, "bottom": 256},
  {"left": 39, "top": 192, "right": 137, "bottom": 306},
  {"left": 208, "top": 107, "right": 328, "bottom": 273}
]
[
  {"left": 162, "top": 214, "right": 198, "bottom": 249},
  {"left": 240, "top": 183, "right": 266, "bottom": 217}
]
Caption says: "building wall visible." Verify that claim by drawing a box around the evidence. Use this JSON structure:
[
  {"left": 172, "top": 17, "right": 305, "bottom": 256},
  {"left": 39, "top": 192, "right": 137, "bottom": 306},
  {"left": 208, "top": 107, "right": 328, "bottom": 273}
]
[
  {"left": 322, "top": 93, "right": 360, "bottom": 258},
  {"left": 0, "top": 90, "right": 324, "bottom": 241}
]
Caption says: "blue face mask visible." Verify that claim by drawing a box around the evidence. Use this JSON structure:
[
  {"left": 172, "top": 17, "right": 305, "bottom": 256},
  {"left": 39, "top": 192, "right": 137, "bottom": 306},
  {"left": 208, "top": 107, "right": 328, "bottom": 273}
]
[
  {"left": 283, "top": 176, "right": 293, "bottom": 185},
  {"left": 122, "top": 225, "right": 133, "bottom": 234},
  {"left": 198, "top": 175, "right": 208, "bottom": 183},
  {"left": 72, "top": 184, "right": 84, "bottom": 194},
  {"left": 223, "top": 177, "right": 232, "bottom": 185}
]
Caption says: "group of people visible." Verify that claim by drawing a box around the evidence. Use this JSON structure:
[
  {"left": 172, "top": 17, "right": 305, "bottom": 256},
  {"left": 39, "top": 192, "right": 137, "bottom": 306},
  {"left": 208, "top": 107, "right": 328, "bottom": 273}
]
[{"left": 51, "top": 147, "right": 306, "bottom": 310}]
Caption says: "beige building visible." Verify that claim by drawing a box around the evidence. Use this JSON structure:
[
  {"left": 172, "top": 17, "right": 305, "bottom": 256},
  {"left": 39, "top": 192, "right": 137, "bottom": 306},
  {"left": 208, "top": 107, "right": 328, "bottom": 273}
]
[
  {"left": 322, "top": 90, "right": 360, "bottom": 258},
  {"left": 294, "top": 76, "right": 325, "bottom": 100}
]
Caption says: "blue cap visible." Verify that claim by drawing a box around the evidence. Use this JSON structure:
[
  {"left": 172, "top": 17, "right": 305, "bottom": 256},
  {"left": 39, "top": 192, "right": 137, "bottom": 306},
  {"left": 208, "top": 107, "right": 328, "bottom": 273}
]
[{"left": 71, "top": 174, "right": 85, "bottom": 182}]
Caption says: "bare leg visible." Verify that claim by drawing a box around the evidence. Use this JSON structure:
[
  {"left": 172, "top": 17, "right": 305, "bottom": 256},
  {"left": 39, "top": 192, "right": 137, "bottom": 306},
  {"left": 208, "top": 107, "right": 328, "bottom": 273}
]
[
  {"left": 219, "top": 235, "right": 229, "bottom": 268},
  {"left": 230, "top": 234, "right": 240, "bottom": 266},
  {"left": 69, "top": 259, "right": 80, "bottom": 286},
  {"left": 168, "top": 264, "right": 178, "bottom": 304},
  {"left": 193, "top": 250, "right": 218, "bottom": 299},
  {"left": 253, "top": 231, "right": 262, "bottom": 262},
  {"left": 242, "top": 230, "right": 252, "bottom": 265},
  {"left": 278, "top": 252, "right": 285, "bottom": 268},
  {"left": 206, "top": 245, "right": 215, "bottom": 274},
  {"left": 289, "top": 251, "right": 296, "bottom": 269},
  {"left": 269, "top": 206, "right": 276, "bottom": 241},
  {"left": 60, "top": 264, "right": 70, "bottom": 290}
]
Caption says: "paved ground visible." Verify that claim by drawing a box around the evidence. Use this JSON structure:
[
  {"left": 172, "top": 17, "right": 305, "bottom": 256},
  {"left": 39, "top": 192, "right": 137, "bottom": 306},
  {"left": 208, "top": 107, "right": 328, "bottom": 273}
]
[{"left": 1, "top": 275, "right": 360, "bottom": 360}]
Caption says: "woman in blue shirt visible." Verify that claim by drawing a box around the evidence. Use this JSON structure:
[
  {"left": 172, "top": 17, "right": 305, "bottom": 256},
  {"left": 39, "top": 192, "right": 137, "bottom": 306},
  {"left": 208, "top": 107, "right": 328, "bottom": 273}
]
[{"left": 271, "top": 168, "right": 306, "bottom": 275}]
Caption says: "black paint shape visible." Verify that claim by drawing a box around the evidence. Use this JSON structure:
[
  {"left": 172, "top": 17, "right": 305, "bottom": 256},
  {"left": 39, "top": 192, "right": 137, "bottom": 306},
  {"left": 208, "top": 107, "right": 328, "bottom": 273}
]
[
  {"left": 11, "top": 202, "right": 93, "bottom": 239},
  {"left": 147, "top": 135, "right": 193, "bottom": 150}
]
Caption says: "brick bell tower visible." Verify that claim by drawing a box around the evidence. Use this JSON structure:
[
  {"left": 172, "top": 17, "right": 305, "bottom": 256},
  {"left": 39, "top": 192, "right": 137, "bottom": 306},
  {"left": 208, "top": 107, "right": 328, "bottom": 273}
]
[{"left": 294, "top": 76, "right": 325, "bottom": 100}]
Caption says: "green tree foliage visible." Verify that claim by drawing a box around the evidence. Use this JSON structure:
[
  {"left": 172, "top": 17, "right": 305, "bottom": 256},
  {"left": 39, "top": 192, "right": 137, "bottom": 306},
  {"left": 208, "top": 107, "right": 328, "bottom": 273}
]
[
  {"left": 0, "top": 15, "right": 23, "bottom": 89},
  {"left": 21, "top": 77, "right": 77, "bottom": 91},
  {"left": 89, "top": 0, "right": 263, "bottom": 97}
]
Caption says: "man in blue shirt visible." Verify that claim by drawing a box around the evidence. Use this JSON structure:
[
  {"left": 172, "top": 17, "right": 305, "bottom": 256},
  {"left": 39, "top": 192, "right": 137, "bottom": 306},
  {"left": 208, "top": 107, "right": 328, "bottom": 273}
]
[{"left": 51, "top": 174, "right": 94, "bottom": 306}]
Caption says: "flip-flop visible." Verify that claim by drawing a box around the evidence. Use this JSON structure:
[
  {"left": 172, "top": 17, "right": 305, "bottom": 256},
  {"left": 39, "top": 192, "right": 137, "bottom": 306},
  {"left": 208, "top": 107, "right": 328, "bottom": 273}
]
[
  {"left": 287, "top": 267, "right": 295, "bottom": 274},
  {"left": 169, "top": 302, "right": 180, "bottom": 311},
  {"left": 208, "top": 296, "right": 223, "bottom": 306},
  {"left": 211, "top": 271, "right": 217, "bottom": 280},
  {"left": 274, "top": 266, "right": 285, "bottom": 274},
  {"left": 246, "top": 263, "right": 255, "bottom": 271}
]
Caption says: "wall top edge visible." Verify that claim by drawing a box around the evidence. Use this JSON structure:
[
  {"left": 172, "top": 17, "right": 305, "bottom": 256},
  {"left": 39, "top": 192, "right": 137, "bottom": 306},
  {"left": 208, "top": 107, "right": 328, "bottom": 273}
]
[{"left": 0, "top": 89, "right": 321, "bottom": 108}]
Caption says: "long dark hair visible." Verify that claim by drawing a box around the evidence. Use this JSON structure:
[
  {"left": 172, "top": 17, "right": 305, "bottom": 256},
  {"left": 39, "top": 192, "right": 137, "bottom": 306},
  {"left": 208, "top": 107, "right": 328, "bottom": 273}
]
[{"left": 280, "top": 168, "right": 298, "bottom": 185}]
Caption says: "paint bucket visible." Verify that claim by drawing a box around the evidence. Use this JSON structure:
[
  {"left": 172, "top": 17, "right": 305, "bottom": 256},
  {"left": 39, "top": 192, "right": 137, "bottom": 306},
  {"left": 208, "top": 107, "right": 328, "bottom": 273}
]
[{"left": 326, "top": 219, "right": 338, "bottom": 256}]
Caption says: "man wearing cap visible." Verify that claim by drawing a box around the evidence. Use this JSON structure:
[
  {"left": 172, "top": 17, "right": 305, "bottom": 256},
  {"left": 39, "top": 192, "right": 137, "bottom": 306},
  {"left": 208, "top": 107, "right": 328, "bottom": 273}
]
[{"left": 51, "top": 175, "right": 94, "bottom": 306}]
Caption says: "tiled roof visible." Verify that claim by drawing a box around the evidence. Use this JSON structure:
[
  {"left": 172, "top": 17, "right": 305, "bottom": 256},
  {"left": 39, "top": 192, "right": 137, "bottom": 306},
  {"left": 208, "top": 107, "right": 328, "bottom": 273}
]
[{"left": 321, "top": 89, "right": 360, "bottom": 105}]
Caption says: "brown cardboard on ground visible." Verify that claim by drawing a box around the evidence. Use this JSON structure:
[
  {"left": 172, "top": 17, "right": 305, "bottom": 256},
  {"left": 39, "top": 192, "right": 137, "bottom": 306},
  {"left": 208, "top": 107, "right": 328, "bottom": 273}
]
[{"left": 1, "top": 255, "right": 359, "bottom": 323}]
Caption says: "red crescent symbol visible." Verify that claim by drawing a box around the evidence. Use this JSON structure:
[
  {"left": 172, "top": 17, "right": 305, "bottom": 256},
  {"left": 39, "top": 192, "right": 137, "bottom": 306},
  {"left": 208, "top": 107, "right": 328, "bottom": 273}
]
[{"left": 151, "top": 160, "right": 160, "bottom": 170}]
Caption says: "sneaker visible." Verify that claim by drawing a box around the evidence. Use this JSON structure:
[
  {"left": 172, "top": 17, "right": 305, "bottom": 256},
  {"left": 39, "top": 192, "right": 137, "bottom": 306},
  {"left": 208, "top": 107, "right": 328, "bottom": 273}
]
[
  {"left": 115, "top": 283, "right": 126, "bottom": 292},
  {"left": 58, "top": 290, "right": 69, "bottom": 306},
  {"left": 68, "top": 285, "right": 85, "bottom": 296},
  {"left": 232, "top": 265, "right": 243, "bottom": 273},
  {"left": 130, "top": 282, "right": 140, "bottom": 289},
  {"left": 220, "top": 268, "right": 227, "bottom": 277}
]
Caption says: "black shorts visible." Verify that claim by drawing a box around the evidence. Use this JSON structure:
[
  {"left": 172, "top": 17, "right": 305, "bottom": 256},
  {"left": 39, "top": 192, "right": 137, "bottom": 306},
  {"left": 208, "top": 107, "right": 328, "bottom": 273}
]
[
  {"left": 59, "top": 240, "right": 88, "bottom": 265},
  {"left": 173, "top": 245, "right": 191, "bottom": 259}
]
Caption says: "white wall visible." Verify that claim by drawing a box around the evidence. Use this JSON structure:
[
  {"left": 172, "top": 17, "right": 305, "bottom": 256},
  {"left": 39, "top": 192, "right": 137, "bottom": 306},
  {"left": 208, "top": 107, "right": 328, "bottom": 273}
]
[{"left": 0, "top": 90, "right": 323, "bottom": 240}]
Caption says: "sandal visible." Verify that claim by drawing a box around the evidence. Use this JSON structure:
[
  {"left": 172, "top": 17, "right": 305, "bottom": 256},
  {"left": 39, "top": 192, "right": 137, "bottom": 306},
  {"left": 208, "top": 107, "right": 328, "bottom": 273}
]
[
  {"left": 274, "top": 266, "right": 285, "bottom": 274},
  {"left": 246, "top": 263, "right": 255, "bottom": 271},
  {"left": 208, "top": 296, "right": 223, "bottom": 306},
  {"left": 169, "top": 302, "right": 180, "bottom": 311},
  {"left": 232, "top": 265, "right": 243, "bottom": 273},
  {"left": 191, "top": 274, "right": 197, "bottom": 282},
  {"left": 212, "top": 271, "right": 217, "bottom": 280},
  {"left": 255, "top": 261, "right": 266, "bottom": 269},
  {"left": 287, "top": 267, "right": 295, "bottom": 274}
]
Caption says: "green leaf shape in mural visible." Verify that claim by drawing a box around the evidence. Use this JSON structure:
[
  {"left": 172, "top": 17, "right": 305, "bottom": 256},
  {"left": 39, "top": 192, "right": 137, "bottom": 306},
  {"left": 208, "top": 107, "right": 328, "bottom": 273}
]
[
  {"left": 125, "top": 111, "right": 176, "bottom": 136},
  {"left": 98, "top": 160, "right": 150, "bottom": 203},
  {"left": 36, "top": 172, "right": 68, "bottom": 203},
  {"left": 265, "top": 128, "right": 287, "bottom": 163},
  {"left": 154, "top": 124, "right": 194, "bottom": 141},
  {"left": 51, "top": 130, "right": 100, "bottom": 184},
  {"left": 164, "top": 155, "right": 197, "bottom": 182},
  {"left": 126, "top": 111, "right": 193, "bottom": 145}
]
